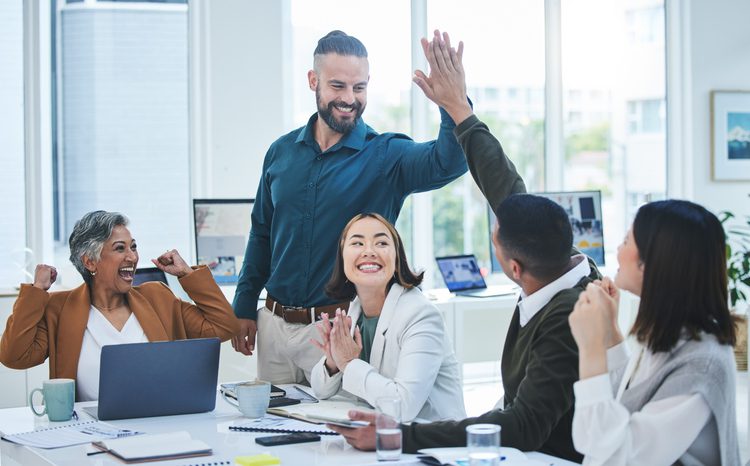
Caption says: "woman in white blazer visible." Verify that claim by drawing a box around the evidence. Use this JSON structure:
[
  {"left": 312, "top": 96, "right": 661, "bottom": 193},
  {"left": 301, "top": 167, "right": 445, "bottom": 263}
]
[{"left": 310, "top": 213, "right": 465, "bottom": 423}]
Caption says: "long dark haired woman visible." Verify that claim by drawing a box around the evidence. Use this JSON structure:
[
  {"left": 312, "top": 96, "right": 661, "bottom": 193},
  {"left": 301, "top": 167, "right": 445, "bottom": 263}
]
[{"left": 569, "top": 200, "right": 739, "bottom": 465}]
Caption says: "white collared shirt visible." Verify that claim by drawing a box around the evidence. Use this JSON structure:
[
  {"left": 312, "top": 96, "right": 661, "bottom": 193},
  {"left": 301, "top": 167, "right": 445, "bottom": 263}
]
[
  {"left": 517, "top": 254, "right": 590, "bottom": 327},
  {"left": 76, "top": 306, "right": 148, "bottom": 401}
]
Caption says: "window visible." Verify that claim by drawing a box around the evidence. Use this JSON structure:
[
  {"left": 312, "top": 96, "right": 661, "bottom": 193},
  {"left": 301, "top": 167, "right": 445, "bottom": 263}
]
[
  {"left": 562, "top": 0, "right": 666, "bottom": 263},
  {"left": 626, "top": 6, "right": 665, "bottom": 45},
  {"left": 427, "top": 0, "right": 546, "bottom": 281},
  {"left": 627, "top": 99, "right": 665, "bottom": 134},
  {"left": 53, "top": 0, "right": 191, "bottom": 284},
  {"left": 289, "top": 0, "right": 413, "bottom": 255},
  {"left": 0, "top": 1, "right": 27, "bottom": 287}
]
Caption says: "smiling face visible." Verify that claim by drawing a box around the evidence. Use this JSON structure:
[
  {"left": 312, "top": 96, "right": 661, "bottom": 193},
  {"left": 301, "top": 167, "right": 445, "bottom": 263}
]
[
  {"left": 85, "top": 225, "right": 139, "bottom": 295},
  {"left": 342, "top": 217, "right": 396, "bottom": 294},
  {"left": 309, "top": 53, "right": 369, "bottom": 135},
  {"left": 614, "top": 227, "right": 644, "bottom": 296}
]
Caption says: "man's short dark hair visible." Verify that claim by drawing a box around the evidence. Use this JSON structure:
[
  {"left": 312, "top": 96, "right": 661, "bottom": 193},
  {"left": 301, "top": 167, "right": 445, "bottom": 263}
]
[
  {"left": 314, "top": 30, "right": 368, "bottom": 60},
  {"left": 495, "top": 194, "right": 573, "bottom": 282}
]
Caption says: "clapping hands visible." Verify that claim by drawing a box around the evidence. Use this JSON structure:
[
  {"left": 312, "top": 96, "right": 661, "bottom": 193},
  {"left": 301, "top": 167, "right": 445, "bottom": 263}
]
[
  {"left": 569, "top": 277, "right": 625, "bottom": 379},
  {"left": 311, "top": 308, "right": 362, "bottom": 374}
]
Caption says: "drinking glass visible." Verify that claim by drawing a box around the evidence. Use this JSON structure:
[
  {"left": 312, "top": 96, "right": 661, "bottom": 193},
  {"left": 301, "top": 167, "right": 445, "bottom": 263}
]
[
  {"left": 375, "top": 396, "right": 402, "bottom": 461},
  {"left": 466, "top": 424, "right": 501, "bottom": 466}
]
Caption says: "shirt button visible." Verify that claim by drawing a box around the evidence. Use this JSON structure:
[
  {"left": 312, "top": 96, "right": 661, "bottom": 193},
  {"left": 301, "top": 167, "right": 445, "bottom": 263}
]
[
  {"left": 308, "top": 182, "right": 315, "bottom": 188},
  {"left": 315, "top": 156, "right": 322, "bottom": 161}
]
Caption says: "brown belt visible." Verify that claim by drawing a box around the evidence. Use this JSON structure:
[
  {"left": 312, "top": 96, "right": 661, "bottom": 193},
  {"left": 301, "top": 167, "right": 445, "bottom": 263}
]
[{"left": 265, "top": 297, "right": 350, "bottom": 325}]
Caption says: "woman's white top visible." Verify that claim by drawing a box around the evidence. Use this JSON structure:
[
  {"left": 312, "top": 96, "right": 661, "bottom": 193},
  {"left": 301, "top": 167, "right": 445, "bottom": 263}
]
[
  {"left": 76, "top": 306, "right": 148, "bottom": 401},
  {"left": 572, "top": 340, "right": 719, "bottom": 466}
]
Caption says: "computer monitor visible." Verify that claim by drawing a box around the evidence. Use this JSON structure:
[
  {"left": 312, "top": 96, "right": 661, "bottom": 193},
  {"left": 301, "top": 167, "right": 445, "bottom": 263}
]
[
  {"left": 488, "top": 190, "right": 604, "bottom": 272},
  {"left": 193, "top": 199, "right": 254, "bottom": 285}
]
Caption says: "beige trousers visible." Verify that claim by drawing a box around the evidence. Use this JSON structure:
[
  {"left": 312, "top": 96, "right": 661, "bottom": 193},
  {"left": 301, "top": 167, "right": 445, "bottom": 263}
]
[{"left": 256, "top": 306, "right": 324, "bottom": 384}]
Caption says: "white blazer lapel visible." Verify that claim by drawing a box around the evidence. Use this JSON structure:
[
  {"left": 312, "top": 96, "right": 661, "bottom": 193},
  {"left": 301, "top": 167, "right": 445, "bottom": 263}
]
[{"left": 368, "top": 284, "right": 406, "bottom": 371}]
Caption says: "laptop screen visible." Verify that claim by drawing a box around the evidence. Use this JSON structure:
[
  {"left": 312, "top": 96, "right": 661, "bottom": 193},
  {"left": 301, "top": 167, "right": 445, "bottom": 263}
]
[
  {"left": 133, "top": 267, "right": 168, "bottom": 286},
  {"left": 436, "top": 255, "right": 487, "bottom": 292}
]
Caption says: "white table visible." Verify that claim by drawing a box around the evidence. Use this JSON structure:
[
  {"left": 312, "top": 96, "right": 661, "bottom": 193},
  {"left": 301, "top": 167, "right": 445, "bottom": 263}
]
[{"left": 0, "top": 393, "right": 579, "bottom": 466}]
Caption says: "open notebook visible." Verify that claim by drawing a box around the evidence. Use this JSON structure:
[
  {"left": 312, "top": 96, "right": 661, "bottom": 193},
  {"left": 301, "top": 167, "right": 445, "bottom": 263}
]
[
  {"left": 229, "top": 398, "right": 373, "bottom": 435},
  {"left": 92, "top": 431, "right": 211, "bottom": 463}
]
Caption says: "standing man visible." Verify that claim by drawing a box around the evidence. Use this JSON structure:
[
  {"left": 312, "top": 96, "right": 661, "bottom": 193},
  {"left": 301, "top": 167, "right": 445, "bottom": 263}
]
[{"left": 231, "top": 30, "right": 468, "bottom": 384}]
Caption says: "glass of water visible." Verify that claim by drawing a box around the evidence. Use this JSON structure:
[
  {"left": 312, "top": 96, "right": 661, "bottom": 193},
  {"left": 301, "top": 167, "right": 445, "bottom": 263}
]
[
  {"left": 375, "top": 396, "right": 402, "bottom": 461},
  {"left": 466, "top": 424, "right": 501, "bottom": 466}
]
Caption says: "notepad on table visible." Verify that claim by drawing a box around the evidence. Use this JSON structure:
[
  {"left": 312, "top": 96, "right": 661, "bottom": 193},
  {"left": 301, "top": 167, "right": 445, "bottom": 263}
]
[
  {"left": 417, "top": 447, "right": 533, "bottom": 466},
  {"left": 1, "top": 420, "right": 139, "bottom": 449},
  {"left": 92, "top": 431, "right": 211, "bottom": 463},
  {"left": 230, "top": 414, "right": 336, "bottom": 435},
  {"left": 267, "top": 398, "right": 372, "bottom": 423}
]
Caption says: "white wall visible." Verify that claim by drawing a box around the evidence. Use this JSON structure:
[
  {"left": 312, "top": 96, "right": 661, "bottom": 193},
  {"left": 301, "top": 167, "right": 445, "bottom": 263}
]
[
  {"left": 683, "top": 0, "right": 750, "bottom": 217},
  {"left": 190, "top": 0, "right": 291, "bottom": 200}
]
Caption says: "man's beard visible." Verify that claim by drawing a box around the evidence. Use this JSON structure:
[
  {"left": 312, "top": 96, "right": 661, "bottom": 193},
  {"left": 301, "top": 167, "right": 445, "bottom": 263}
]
[{"left": 316, "top": 87, "right": 364, "bottom": 135}]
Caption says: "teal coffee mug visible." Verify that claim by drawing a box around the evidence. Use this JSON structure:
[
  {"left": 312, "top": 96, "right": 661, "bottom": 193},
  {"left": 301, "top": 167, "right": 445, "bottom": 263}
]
[{"left": 29, "top": 379, "right": 75, "bottom": 422}]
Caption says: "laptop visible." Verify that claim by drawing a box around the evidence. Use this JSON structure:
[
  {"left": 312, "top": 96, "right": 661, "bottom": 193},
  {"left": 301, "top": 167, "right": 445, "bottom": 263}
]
[
  {"left": 133, "top": 267, "right": 169, "bottom": 286},
  {"left": 83, "top": 338, "right": 220, "bottom": 420},
  {"left": 436, "top": 254, "right": 518, "bottom": 298}
]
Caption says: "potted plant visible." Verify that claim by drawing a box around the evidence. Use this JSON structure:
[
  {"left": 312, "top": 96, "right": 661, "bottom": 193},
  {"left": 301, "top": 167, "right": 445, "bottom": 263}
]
[{"left": 720, "top": 211, "right": 750, "bottom": 370}]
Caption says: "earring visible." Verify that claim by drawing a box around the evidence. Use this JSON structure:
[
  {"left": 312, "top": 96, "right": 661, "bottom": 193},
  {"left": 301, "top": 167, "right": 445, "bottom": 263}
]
[{"left": 90, "top": 270, "right": 97, "bottom": 277}]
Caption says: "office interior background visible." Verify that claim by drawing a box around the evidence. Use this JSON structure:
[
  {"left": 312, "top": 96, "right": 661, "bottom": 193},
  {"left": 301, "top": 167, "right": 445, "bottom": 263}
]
[{"left": 1, "top": 0, "right": 749, "bottom": 459}]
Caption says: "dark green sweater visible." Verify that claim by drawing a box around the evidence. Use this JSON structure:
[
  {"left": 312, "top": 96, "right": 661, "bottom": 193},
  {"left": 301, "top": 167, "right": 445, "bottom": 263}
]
[
  {"left": 402, "top": 276, "right": 592, "bottom": 461},
  {"left": 401, "top": 114, "right": 599, "bottom": 462}
]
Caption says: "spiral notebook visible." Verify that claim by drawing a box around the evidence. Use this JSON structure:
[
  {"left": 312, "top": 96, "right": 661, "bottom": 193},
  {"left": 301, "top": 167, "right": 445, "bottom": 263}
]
[
  {"left": 178, "top": 460, "right": 232, "bottom": 466},
  {"left": 229, "top": 414, "right": 337, "bottom": 435},
  {"left": 1, "top": 420, "right": 140, "bottom": 449}
]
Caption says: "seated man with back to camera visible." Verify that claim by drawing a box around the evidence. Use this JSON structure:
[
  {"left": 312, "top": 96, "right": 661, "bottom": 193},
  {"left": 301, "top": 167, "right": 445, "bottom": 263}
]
[
  {"left": 326, "top": 31, "right": 598, "bottom": 462},
  {"left": 0, "top": 210, "right": 240, "bottom": 401}
]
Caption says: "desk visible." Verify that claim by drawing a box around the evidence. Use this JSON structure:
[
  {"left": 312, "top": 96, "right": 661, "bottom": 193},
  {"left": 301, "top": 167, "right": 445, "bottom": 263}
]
[{"left": 0, "top": 393, "right": 579, "bottom": 466}]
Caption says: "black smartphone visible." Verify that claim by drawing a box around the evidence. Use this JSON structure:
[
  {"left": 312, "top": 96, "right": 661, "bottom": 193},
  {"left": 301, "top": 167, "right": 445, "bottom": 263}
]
[
  {"left": 268, "top": 397, "right": 301, "bottom": 408},
  {"left": 254, "top": 432, "right": 321, "bottom": 446}
]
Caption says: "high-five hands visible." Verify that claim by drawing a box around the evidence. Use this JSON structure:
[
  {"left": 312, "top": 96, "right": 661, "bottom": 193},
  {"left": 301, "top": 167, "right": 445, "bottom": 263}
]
[{"left": 413, "top": 29, "right": 473, "bottom": 125}]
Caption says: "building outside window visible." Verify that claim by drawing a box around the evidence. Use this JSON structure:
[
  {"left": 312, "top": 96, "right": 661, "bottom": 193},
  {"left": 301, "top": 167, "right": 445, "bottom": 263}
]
[{"left": 52, "top": 0, "right": 191, "bottom": 285}]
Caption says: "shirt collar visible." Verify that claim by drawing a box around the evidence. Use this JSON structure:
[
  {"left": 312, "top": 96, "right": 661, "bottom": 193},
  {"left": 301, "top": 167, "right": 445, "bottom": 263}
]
[
  {"left": 295, "top": 113, "right": 368, "bottom": 151},
  {"left": 517, "top": 254, "right": 590, "bottom": 327}
]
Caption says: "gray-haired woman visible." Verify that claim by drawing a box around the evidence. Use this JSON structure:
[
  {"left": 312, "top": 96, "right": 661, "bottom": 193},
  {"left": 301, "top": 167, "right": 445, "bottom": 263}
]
[{"left": 0, "top": 211, "right": 240, "bottom": 401}]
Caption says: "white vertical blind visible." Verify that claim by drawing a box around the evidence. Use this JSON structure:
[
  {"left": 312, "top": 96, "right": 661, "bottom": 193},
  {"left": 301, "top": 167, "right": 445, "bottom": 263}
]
[
  {"left": 58, "top": 3, "right": 190, "bottom": 268},
  {"left": 0, "top": 1, "right": 28, "bottom": 287}
]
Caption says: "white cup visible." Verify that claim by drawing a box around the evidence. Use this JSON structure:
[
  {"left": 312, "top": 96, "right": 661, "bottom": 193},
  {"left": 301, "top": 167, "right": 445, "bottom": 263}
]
[
  {"left": 466, "top": 424, "right": 501, "bottom": 466},
  {"left": 222, "top": 381, "right": 271, "bottom": 418},
  {"left": 375, "top": 396, "right": 402, "bottom": 461}
]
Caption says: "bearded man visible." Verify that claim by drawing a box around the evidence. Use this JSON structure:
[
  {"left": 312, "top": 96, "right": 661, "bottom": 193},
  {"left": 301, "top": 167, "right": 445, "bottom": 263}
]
[{"left": 231, "top": 30, "right": 468, "bottom": 384}]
